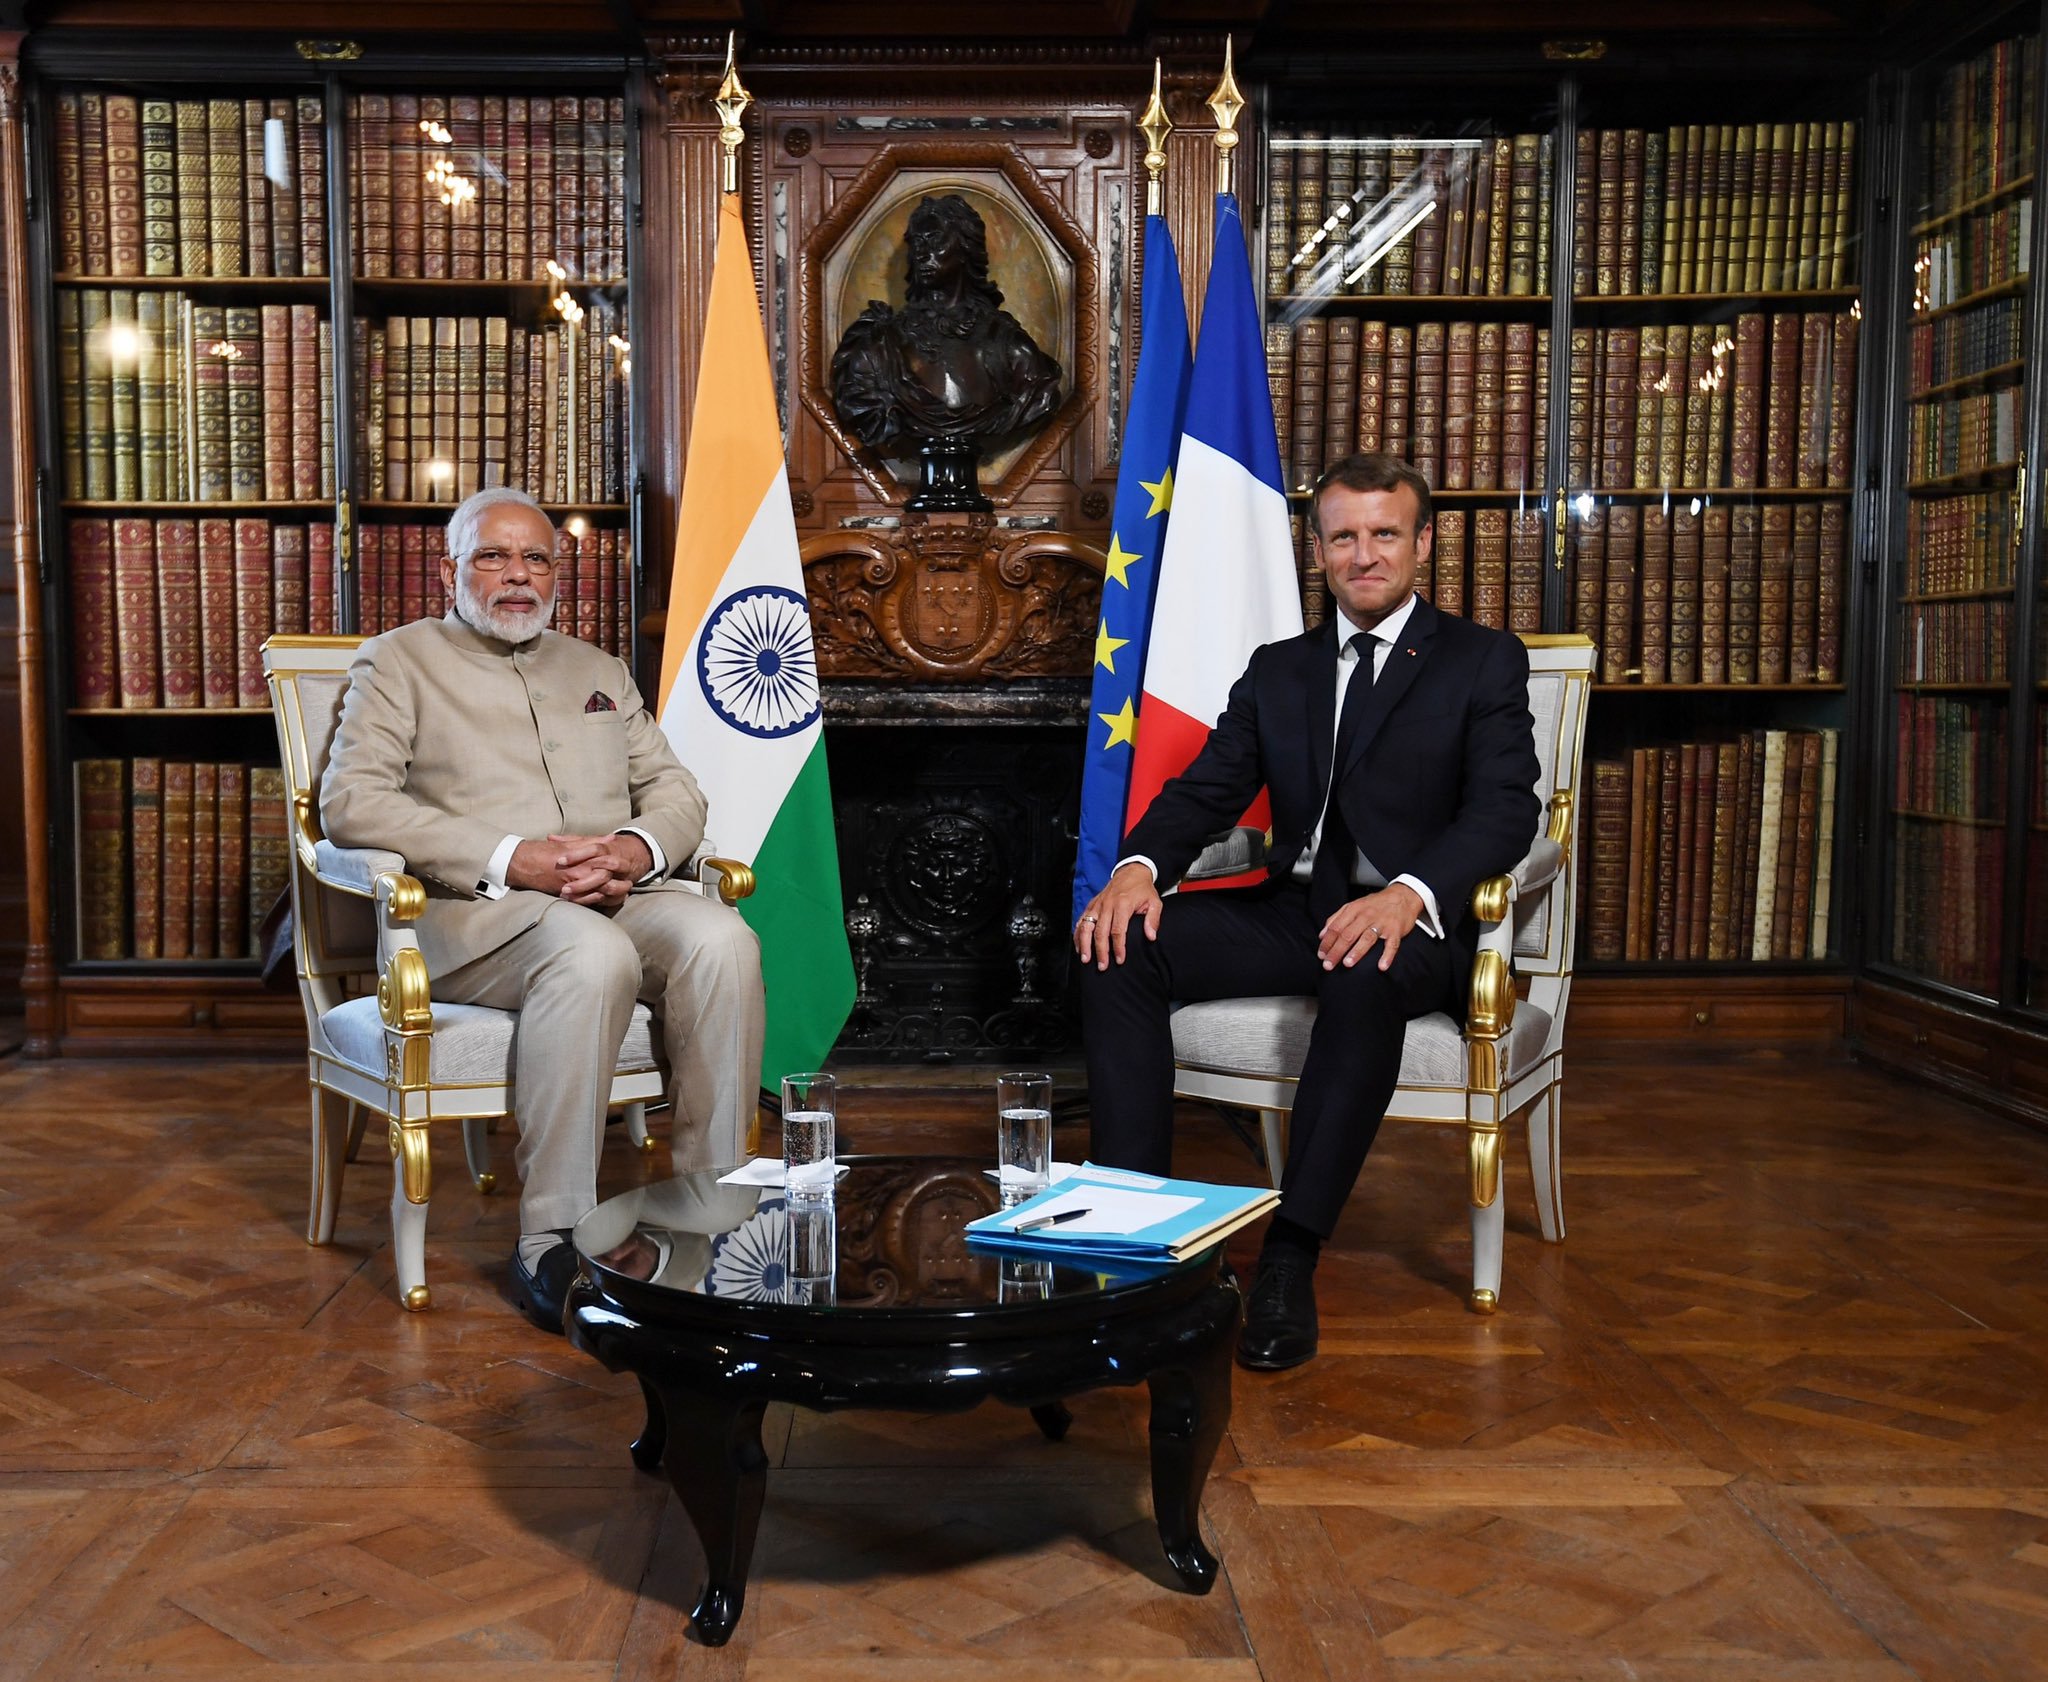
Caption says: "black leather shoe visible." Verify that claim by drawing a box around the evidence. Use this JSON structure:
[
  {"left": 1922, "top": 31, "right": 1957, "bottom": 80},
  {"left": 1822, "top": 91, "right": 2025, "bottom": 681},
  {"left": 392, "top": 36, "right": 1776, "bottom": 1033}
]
[
  {"left": 508, "top": 1229, "right": 579, "bottom": 1335},
  {"left": 1236, "top": 1250, "right": 1319, "bottom": 1370}
]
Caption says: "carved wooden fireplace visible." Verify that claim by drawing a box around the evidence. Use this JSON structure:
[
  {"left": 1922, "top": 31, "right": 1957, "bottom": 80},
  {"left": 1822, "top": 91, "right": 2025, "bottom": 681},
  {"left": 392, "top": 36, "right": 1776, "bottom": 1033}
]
[{"left": 806, "top": 513, "right": 1101, "bottom": 1061}]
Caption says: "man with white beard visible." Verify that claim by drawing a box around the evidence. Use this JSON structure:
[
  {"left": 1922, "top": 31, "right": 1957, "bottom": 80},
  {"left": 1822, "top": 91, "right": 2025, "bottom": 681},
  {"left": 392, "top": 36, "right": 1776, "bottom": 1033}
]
[{"left": 322, "top": 486, "right": 765, "bottom": 1332}]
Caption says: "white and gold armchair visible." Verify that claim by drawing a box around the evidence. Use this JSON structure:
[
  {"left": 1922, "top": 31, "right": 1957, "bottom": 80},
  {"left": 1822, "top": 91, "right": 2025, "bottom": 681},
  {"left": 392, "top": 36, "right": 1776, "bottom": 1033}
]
[
  {"left": 264, "top": 634, "right": 756, "bottom": 1312},
  {"left": 1167, "top": 633, "right": 1595, "bottom": 1313}
]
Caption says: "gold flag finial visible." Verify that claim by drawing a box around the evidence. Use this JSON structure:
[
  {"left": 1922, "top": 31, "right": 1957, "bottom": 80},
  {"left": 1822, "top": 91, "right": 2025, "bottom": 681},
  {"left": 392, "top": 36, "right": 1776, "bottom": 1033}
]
[
  {"left": 1206, "top": 35, "right": 1244, "bottom": 196},
  {"left": 1139, "top": 59, "right": 1173, "bottom": 218},
  {"left": 713, "top": 31, "right": 752, "bottom": 195}
]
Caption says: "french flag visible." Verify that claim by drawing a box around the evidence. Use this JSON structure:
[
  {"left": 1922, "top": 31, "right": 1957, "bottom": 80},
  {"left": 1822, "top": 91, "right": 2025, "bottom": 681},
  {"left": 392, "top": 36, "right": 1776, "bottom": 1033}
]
[{"left": 1123, "top": 191, "right": 1304, "bottom": 856}]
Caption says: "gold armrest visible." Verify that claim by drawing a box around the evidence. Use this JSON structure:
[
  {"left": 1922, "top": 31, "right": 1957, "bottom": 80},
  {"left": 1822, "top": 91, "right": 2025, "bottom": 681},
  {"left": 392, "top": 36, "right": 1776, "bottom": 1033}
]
[
  {"left": 372, "top": 870, "right": 427, "bottom": 923},
  {"left": 292, "top": 792, "right": 322, "bottom": 873},
  {"left": 698, "top": 856, "right": 756, "bottom": 906},
  {"left": 1547, "top": 788, "right": 1573, "bottom": 853},
  {"left": 1469, "top": 872, "right": 1514, "bottom": 926}
]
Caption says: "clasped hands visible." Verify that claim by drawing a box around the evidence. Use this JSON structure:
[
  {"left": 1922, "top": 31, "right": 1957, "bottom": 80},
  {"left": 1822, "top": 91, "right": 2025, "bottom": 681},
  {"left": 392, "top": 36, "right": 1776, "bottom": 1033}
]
[
  {"left": 507, "top": 831, "right": 653, "bottom": 910},
  {"left": 1073, "top": 860, "right": 1423, "bottom": 974}
]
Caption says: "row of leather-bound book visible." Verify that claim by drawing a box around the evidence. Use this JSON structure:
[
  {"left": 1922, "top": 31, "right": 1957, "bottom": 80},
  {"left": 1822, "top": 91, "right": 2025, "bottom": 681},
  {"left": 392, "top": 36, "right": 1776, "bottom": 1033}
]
[
  {"left": 74, "top": 758, "right": 288, "bottom": 963},
  {"left": 1567, "top": 312, "right": 1859, "bottom": 493},
  {"left": 1584, "top": 727, "right": 1840, "bottom": 965}
]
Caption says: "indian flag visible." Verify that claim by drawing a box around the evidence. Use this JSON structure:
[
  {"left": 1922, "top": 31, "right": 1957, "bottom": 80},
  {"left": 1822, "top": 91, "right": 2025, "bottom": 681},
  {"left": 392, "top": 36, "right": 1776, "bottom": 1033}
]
[{"left": 657, "top": 192, "right": 854, "bottom": 1086}]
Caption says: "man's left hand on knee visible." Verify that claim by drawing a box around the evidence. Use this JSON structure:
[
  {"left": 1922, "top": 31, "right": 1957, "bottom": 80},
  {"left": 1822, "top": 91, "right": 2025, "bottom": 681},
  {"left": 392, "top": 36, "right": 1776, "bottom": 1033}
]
[{"left": 1318, "top": 882, "right": 1427, "bottom": 973}]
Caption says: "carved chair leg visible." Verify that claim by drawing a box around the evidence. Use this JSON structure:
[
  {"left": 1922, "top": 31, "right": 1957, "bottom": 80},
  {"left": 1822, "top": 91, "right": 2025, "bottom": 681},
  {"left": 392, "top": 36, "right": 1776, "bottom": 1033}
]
[
  {"left": 1527, "top": 1080, "right": 1565, "bottom": 1243},
  {"left": 1258, "top": 1108, "right": 1289, "bottom": 1191},
  {"left": 624, "top": 1102, "right": 659, "bottom": 1155},
  {"left": 389, "top": 1119, "right": 433, "bottom": 1312},
  {"left": 308, "top": 1084, "right": 349, "bottom": 1246},
  {"left": 462, "top": 1117, "right": 495, "bottom": 1194},
  {"left": 1467, "top": 1116, "right": 1505, "bottom": 1315}
]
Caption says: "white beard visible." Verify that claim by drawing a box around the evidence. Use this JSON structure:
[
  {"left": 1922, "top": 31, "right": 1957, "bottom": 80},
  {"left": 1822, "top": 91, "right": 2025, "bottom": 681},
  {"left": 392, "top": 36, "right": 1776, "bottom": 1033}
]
[{"left": 453, "top": 567, "right": 555, "bottom": 645}]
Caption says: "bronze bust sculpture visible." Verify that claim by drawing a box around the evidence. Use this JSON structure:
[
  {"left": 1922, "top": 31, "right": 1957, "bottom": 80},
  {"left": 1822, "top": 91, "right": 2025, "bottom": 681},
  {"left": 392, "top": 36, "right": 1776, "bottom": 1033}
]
[{"left": 829, "top": 193, "right": 1063, "bottom": 511}]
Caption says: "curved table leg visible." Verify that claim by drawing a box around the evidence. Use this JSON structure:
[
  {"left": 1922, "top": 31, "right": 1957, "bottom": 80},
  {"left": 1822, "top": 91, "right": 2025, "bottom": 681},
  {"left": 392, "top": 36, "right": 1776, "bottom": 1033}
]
[
  {"left": 1029, "top": 1401, "right": 1072, "bottom": 1442},
  {"left": 630, "top": 1376, "right": 666, "bottom": 1472},
  {"left": 1146, "top": 1291, "right": 1237, "bottom": 1594},
  {"left": 655, "top": 1385, "right": 770, "bottom": 1647}
]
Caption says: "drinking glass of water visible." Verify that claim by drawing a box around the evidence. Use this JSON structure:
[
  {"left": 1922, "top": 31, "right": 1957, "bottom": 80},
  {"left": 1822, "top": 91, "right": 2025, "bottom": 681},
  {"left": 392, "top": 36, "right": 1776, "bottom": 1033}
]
[
  {"left": 996, "top": 1071, "right": 1052, "bottom": 1205},
  {"left": 787, "top": 1198, "right": 837, "bottom": 1307},
  {"left": 781, "top": 1071, "right": 836, "bottom": 1201}
]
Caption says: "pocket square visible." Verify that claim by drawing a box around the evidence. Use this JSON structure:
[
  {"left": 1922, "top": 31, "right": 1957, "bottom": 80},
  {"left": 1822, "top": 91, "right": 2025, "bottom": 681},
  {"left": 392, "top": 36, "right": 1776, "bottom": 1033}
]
[{"left": 584, "top": 690, "right": 618, "bottom": 713}]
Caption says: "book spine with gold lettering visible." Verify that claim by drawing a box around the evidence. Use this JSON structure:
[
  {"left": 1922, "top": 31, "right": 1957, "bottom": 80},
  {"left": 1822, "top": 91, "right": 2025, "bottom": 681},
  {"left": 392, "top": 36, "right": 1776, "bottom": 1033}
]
[
  {"left": 577, "top": 532, "right": 603, "bottom": 644},
  {"left": 1728, "top": 311, "right": 1765, "bottom": 487},
  {"left": 1826, "top": 309, "right": 1858, "bottom": 488},
  {"left": 156, "top": 517, "right": 202, "bottom": 711},
  {"left": 224, "top": 304, "right": 263, "bottom": 501},
  {"left": 1565, "top": 327, "right": 1593, "bottom": 487},
  {"left": 401, "top": 315, "right": 427, "bottom": 498},
  {"left": 1594, "top": 127, "right": 1621, "bottom": 296},
  {"left": 247, "top": 767, "right": 289, "bottom": 956},
  {"left": 241, "top": 99, "right": 271, "bottom": 278},
  {"left": 171, "top": 99, "right": 209, "bottom": 275},
  {"left": 1499, "top": 322, "right": 1533, "bottom": 490},
  {"left": 484, "top": 96, "right": 509, "bottom": 281},
  {"left": 1508, "top": 509, "right": 1543, "bottom": 635},
  {"left": 358, "top": 92, "right": 392, "bottom": 279},
  {"left": 271, "top": 522, "right": 307, "bottom": 638},
  {"left": 233, "top": 517, "right": 272, "bottom": 708},
  {"left": 1265, "top": 322, "right": 1293, "bottom": 467},
  {"left": 259, "top": 304, "right": 290, "bottom": 500},
  {"left": 553, "top": 94, "right": 583, "bottom": 275},
  {"left": 1695, "top": 501, "right": 1728, "bottom": 680},
  {"left": 388, "top": 93, "right": 421, "bottom": 279},
  {"left": 506, "top": 324, "right": 530, "bottom": 493},
  {"left": 1681, "top": 323, "right": 1713, "bottom": 487},
  {"left": 197, "top": 516, "right": 237, "bottom": 708},
  {"left": 506, "top": 96, "right": 532, "bottom": 279},
  {"left": 296, "top": 96, "right": 327, "bottom": 277},
  {"left": 1638, "top": 504, "right": 1671, "bottom": 682},
  {"left": 1570, "top": 504, "right": 1604, "bottom": 640},
  {"left": 428, "top": 315, "right": 455, "bottom": 499},
  {"left": 113, "top": 515, "right": 160, "bottom": 708},
  {"left": 1441, "top": 319, "right": 1474, "bottom": 489},
  {"left": 104, "top": 93, "right": 142, "bottom": 277},
  {"left": 188, "top": 761, "right": 218, "bottom": 960},
  {"left": 1711, "top": 123, "right": 1737, "bottom": 292},
  {"left": 419, "top": 95, "right": 450, "bottom": 278},
  {"left": 130, "top": 757, "right": 163, "bottom": 958},
  {"left": 1763, "top": 311, "right": 1801, "bottom": 488},
  {"left": 69, "top": 517, "right": 119, "bottom": 710},
  {"left": 1506, "top": 131, "right": 1540, "bottom": 295},
  {"left": 265, "top": 99, "right": 300, "bottom": 277},
  {"left": 1653, "top": 744, "right": 1681, "bottom": 958},
  {"left": 1799, "top": 121, "right": 1827, "bottom": 289},
  {"left": 1795, "top": 310, "right": 1830, "bottom": 488},
  {"left": 1442, "top": 141, "right": 1470, "bottom": 296},
  {"left": 355, "top": 525, "right": 382, "bottom": 636},
  {"left": 525, "top": 99, "right": 553, "bottom": 280},
  {"left": 1323, "top": 316, "right": 1358, "bottom": 488},
  {"left": 1675, "top": 124, "right": 1703, "bottom": 293},
  {"left": 456, "top": 314, "right": 483, "bottom": 498},
  {"left": 1469, "top": 507, "right": 1508, "bottom": 631},
  {"left": 186, "top": 300, "right": 226, "bottom": 499},
  {"left": 583, "top": 95, "right": 609, "bottom": 281},
  {"left": 79, "top": 90, "right": 109, "bottom": 274},
  {"left": 1472, "top": 319, "right": 1503, "bottom": 489},
  {"left": 105, "top": 288, "right": 139, "bottom": 499},
  {"left": 1410, "top": 319, "right": 1445, "bottom": 486},
  {"left": 1816, "top": 499, "right": 1845, "bottom": 684},
  {"left": 281, "top": 303, "right": 315, "bottom": 504},
  {"left": 1288, "top": 320, "right": 1322, "bottom": 493},
  {"left": 1602, "top": 502, "right": 1638, "bottom": 682},
  {"left": 1461, "top": 139, "right": 1492, "bottom": 299},
  {"left": 216, "top": 761, "right": 248, "bottom": 958},
  {"left": 1632, "top": 323, "right": 1664, "bottom": 486},
  {"left": 1689, "top": 741, "right": 1717, "bottom": 959},
  {"left": 1431, "top": 508, "right": 1466, "bottom": 618},
  {"left": 1598, "top": 326, "right": 1635, "bottom": 490},
  {"left": 395, "top": 523, "right": 422, "bottom": 628},
  {"left": 307, "top": 523, "right": 335, "bottom": 637},
  {"left": 318, "top": 318, "right": 334, "bottom": 497},
  {"left": 1532, "top": 327, "right": 1550, "bottom": 495},
  {"left": 449, "top": 95, "right": 484, "bottom": 280},
  {"left": 135, "top": 290, "right": 167, "bottom": 500},
  {"left": 55, "top": 92, "right": 86, "bottom": 273},
  {"left": 1760, "top": 122, "right": 1793, "bottom": 289},
  {"left": 1830, "top": 121, "right": 1857, "bottom": 287},
  {"left": 160, "top": 760, "right": 194, "bottom": 960},
  {"left": 206, "top": 97, "right": 243, "bottom": 276},
  {"left": 1672, "top": 503, "right": 1705, "bottom": 683},
  {"left": 1757, "top": 501, "right": 1794, "bottom": 683},
  {"left": 1616, "top": 129, "right": 1643, "bottom": 297},
  {"left": 77, "top": 758, "right": 129, "bottom": 959},
  {"left": 1788, "top": 500, "right": 1820, "bottom": 684},
  {"left": 1570, "top": 128, "right": 1595, "bottom": 296}
]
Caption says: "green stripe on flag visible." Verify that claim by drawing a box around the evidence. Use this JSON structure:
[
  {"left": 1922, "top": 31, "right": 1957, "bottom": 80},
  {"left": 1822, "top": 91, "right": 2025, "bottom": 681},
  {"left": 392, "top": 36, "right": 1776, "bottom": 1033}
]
[{"left": 739, "top": 739, "right": 855, "bottom": 1087}]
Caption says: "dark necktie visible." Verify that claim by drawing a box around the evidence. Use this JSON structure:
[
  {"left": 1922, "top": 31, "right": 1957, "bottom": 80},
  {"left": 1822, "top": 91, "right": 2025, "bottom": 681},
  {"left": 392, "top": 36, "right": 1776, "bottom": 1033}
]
[{"left": 1310, "top": 631, "right": 1376, "bottom": 921}]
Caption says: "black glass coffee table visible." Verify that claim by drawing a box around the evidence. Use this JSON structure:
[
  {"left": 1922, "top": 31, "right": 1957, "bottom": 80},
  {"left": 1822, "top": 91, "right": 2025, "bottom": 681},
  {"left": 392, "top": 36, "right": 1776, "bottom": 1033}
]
[{"left": 565, "top": 1155, "right": 1243, "bottom": 1646}]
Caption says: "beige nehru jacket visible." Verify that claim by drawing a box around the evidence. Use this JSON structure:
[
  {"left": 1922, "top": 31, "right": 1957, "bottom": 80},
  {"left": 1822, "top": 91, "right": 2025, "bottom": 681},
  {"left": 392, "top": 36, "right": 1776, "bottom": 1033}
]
[{"left": 321, "top": 613, "right": 708, "bottom": 975}]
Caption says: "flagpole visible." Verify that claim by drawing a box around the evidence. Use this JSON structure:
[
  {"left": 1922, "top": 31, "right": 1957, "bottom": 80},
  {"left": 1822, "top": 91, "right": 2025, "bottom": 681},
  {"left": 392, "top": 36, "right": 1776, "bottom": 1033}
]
[
  {"left": 1207, "top": 36, "right": 1243, "bottom": 198},
  {"left": 713, "top": 31, "right": 750, "bottom": 196},
  {"left": 1140, "top": 59, "right": 1172, "bottom": 219}
]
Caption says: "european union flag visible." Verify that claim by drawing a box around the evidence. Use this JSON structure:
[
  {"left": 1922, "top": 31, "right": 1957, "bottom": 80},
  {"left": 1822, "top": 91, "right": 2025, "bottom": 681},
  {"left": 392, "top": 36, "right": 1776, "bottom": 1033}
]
[{"left": 1071, "top": 214, "right": 1192, "bottom": 924}]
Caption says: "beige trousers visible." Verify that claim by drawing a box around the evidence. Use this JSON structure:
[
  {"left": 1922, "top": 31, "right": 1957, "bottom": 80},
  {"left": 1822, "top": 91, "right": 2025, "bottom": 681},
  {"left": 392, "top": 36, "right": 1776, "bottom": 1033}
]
[{"left": 433, "top": 889, "right": 765, "bottom": 1235}]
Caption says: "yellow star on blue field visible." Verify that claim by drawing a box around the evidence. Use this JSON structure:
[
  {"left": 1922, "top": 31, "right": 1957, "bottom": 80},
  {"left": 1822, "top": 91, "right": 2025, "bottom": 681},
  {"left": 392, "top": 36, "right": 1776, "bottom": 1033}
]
[
  {"left": 1094, "top": 618, "right": 1128, "bottom": 673},
  {"left": 1102, "top": 533, "right": 1142, "bottom": 589},
  {"left": 1097, "top": 696, "right": 1138, "bottom": 750},
  {"left": 1140, "top": 466, "right": 1174, "bottom": 518}
]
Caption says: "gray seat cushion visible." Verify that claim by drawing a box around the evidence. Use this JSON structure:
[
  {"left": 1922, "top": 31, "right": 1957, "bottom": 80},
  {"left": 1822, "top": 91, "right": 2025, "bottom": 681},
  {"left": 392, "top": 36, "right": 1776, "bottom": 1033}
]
[
  {"left": 1170, "top": 996, "right": 1553, "bottom": 1087},
  {"left": 321, "top": 997, "right": 661, "bottom": 1085}
]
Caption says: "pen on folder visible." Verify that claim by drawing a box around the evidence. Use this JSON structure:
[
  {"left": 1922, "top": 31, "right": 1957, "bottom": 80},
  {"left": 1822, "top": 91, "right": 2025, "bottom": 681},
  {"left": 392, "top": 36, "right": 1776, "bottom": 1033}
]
[{"left": 1014, "top": 1207, "right": 1091, "bottom": 1232}]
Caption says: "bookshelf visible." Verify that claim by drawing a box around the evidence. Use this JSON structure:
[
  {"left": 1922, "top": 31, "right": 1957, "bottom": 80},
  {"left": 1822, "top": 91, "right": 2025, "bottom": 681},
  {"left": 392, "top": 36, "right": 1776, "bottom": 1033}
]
[{"left": 13, "top": 45, "right": 644, "bottom": 1050}]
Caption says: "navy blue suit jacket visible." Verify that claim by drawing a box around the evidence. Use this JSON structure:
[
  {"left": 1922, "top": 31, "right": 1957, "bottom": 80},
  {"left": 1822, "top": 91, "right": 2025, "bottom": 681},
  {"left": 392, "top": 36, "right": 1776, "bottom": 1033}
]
[{"left": 1123, "top": 595, "right": 1542, "bottom": 986}]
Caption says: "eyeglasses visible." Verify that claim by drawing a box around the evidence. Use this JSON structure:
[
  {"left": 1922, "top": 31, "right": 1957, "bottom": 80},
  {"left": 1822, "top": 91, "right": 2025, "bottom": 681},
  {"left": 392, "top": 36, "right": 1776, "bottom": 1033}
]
[{"left": 467, "top": 546, "right": 557, "bottom": 575}]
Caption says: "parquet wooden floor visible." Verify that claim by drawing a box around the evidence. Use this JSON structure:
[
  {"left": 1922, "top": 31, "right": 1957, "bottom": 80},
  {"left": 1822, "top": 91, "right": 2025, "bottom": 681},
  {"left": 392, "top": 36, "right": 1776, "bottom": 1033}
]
[{"left": 2, "top": 1045, "right": 2046, "bottom": 1680}]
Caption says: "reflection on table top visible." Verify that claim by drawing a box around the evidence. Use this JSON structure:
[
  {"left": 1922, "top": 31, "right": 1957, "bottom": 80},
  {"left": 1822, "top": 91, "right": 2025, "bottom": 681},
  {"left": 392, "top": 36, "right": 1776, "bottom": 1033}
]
[{"left": 573, "top": 1154, "right": 1195, "bottom": 1315}]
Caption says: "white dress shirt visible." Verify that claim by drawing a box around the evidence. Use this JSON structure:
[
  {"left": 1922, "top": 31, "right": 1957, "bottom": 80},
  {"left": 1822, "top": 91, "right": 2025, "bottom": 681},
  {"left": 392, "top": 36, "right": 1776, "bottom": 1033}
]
[{"left": 1112, "top": 591, "right": 1442, "bottom": 939}]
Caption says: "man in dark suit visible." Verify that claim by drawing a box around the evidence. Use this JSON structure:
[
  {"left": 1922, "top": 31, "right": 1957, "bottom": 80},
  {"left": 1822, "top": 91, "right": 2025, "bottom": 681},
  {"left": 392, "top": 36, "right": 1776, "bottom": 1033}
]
[{"left": 1074, "top": 452, "right": 1540, "bottom": 1370}]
